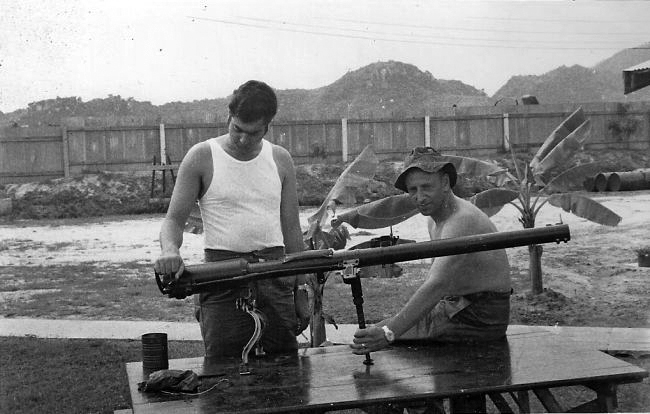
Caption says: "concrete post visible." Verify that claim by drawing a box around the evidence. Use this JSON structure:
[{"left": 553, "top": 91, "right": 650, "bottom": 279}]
[
  {"left": 502, "top": 113, "right": 511, "bottom": 152},
  {"left": 61, "top": 127, "right": 70, "bottom": 177},
  {"left": 159, "top": 123, "right": 166, "bottom": 164},
  {"left": 341, "top": 118, "right": 348, "bottom": 162},
  {"left": 424, "top": 116, "right": 431, "bottom": 147}
]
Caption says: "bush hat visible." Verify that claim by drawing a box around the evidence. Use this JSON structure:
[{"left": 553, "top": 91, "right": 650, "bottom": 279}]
[{"left": 394, "top": 147, "right": 457, "bottom": 192}]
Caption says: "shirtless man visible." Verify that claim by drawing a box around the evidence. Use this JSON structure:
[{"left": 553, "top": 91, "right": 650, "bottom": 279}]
[
  {"left": 351, "top": 146, "right": 511, "bottom": 354},
  {"left": 154, "top": 80, "right": 309, "bottom": 359}
]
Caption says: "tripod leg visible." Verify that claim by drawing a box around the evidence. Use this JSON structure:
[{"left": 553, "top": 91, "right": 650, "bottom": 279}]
[{"left": 349, "top": 277, "right": 373, "bottom": 365}]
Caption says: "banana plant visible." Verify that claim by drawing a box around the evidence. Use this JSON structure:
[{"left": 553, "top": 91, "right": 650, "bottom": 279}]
[
  {"left": 334, "top": 107, "right": 622, "bottom": 295},
  {"left": 303, "top": 144, "right": 379, "bottom": 346},
  {"left": 501, "top": 107, "right": 621, "bottom": 293}
]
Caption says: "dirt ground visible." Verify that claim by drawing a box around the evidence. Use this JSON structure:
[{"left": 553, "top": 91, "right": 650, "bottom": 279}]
[{"left": 1, "top": 190, "right": 649, "bottom": 328}]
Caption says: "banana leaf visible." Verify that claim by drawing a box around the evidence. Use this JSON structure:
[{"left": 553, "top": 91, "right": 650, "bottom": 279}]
[
  {"left": 334, "top": 194, "right": 419, "bottom": 229},
  {"left": 530, "top": 107, "right": 585, "bottom": 170},
  {"left": 532, "top": 119, "right": 591, "bottom": 177},
  {"left": 469, "top": 188, "right": 519, "bottom": 217},
  {"left": 547, "top": 193, "right": 621, "bottom": 226},
  {"left": 436, "top": 155, "right": 506, "bottom": 177},
  {"left": 542, "top": 162, "right": 604, "bottom": 194},
  {"left": 493, "top": 171, "right": 518, "bottom": 187},
  {"left": 306, "top": 145, "right": 378, "bottom": 238}
]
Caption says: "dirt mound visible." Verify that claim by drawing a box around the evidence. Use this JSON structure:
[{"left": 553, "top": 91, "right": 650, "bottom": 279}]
[
  {"left": 2, "top": 149, "right": 647, "bottom": 221},
  {"left": 2, "top": 173, "right": 166, "bottom": 220}
]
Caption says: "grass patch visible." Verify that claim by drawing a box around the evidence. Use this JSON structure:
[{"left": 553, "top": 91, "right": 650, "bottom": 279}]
[
  {"left": 0, "top": 263, "right": 195, "bottom": 321},
  {"left": 2, "top": 260, "right": 649, "bottom": 327},
  {"left": 0, "top": 337, "right": 204, "bottom": 414}
]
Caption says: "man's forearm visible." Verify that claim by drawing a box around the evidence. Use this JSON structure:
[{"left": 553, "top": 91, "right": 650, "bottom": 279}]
[
  {"left": 159, "top": 219, "right": 184, "bottom": 254},
  {"left": 387, "top": 282, "right": 442, "bottom": 338}
]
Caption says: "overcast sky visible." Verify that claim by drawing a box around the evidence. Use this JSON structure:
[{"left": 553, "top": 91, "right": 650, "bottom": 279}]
[{"left": 1, "top": 0, "right": 649, "bottom": 113}]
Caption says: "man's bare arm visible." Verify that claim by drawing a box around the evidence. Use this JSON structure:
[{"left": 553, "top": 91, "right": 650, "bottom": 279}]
[
  {"left": 274, "top": 145, "right": 304, "bottom": 255},
  {"left": 155, "top": 143, "right": 208, "bottom": 277},
  {"left": 273, "top": 144, "right": 310, "bottom": 333}
]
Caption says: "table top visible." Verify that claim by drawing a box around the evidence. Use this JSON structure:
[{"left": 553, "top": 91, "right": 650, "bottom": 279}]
[{"left": 126, "top": 329, "right": 647, "bottom": 413}]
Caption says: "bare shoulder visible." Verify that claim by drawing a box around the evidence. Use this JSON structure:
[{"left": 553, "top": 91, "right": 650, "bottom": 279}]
[
  {"left": 270, "top": 142, "right": 295, "bottom": 177},
  {"left": 443, "top": 198, "right": 498, "bottom": 238},
  {"left": 185, "top": 139, "right": 211, "bottom": 158},
  {"left": 179, "top": 140, "right": 212, "bottom": 173}
]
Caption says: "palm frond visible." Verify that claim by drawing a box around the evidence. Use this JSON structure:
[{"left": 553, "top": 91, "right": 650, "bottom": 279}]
[
  {"left": 469, "top": 188, "right": 519, "bottom": 217},
  {"left": 335, "top": 194, "right": 419, "bottom": 229},
  {"left": 508, "top": 143, "right": 523, "bottom": 182},
  {"left": 542, "top": 162, "right": 604, "bottom": 194},
  {"left": 306, "top": 145, "right": 378, "bottom": 238},
  {"left": 530, "top": 107, "right": 585, "bottom": 170},
  {"left": 533, "top": 197, "right": 549, "bottom": 217},
  {"left": 547, "top": 193, "right": 621, "bottom": 226},
  {"left": 436, "top": 155, "right": 506, "bottom": 177},
  {"left": 508, "top": 200, "right": 525, "bottom": 215},
  {"left": 532, "top": 119, "right": 591, "bottom": 177}
]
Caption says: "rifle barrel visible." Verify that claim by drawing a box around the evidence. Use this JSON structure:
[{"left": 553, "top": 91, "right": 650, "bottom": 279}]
[{"left": 159, "top": 224, "right": 570, "bottom": 298}]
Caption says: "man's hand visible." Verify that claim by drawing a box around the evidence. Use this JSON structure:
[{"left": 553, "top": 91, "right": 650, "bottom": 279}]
[
  {"left": 350, "top": 326, "right": 389, "bottom": 354},
  {"left": 154, "top": 252, "right": 185, "bottom": 283},
  {"left": 294, "top": 284, "right": 311, "bottom": 335}
]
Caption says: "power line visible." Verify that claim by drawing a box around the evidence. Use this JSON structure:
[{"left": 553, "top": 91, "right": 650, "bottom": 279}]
[
  {"left": 189, "top": 16, "right": 649, "bottom": 51},
  {"left": 326, "top": 16, "right": 650, "bottom": 37},
  {"left": 461, "top": 14, "right": 650, "bottom": 24},
  {"left": 235, "top": 15, "right": 649, "bottom": 46}
]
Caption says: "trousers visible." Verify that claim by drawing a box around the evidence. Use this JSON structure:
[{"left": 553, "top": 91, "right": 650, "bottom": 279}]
[
  {"left": 400, "top": 291, "right": 511, "bottom": 343},
  {"left": 194, "top": 246, "right": 299, "bottom": 358}
]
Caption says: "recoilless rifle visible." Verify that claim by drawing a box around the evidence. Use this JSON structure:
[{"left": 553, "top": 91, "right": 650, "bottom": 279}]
[{"left": 156, "top": 224, "right": 570, "bottom": 370}]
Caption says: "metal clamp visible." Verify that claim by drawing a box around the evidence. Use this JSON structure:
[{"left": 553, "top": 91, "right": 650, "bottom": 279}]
[{"left": 341, "top": 259, "right": 360, "bottom": 280}]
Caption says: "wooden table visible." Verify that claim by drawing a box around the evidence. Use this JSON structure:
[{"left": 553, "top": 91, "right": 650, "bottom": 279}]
[{"left": 125, "top": 330, "right": 647, "bottom": 413}]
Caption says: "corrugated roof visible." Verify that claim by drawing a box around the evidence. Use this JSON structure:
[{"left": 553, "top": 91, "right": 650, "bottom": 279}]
[
  {"left": 623, "top": 59, "right": 650, "bottom": 94},
  {"left": 624, "top": 59, "right": 650, "bottom": 72}
]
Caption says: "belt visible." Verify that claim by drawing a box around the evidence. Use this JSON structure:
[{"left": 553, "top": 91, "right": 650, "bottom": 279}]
[
  {"left": 204, "top": 246, "right": 285, "bottom": 263},
  {"left": 443, "top": 290, "right": 512, "bottom": 302}
]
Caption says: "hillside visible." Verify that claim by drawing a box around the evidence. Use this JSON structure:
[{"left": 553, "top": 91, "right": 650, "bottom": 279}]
[
  {"left": 304, "top": 61, "right": 487, "bottom": 119},
  {"left": 0, "top": 61, "right": 486, "bottom": 127},
  {"left": 6, "top": 44, "right": 650, "bottom": 128},
  {"left": 493, "top": 42, "right": 650, "bottom": 103}
]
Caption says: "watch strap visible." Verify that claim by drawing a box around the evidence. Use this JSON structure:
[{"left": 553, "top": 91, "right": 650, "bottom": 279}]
[{"left": 381, "top": 325, "right": 395, "bottom": 343}]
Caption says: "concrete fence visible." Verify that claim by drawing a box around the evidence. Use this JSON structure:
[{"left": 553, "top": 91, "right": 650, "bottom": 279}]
[{"left": 1, "top": 101, "right": 649, "bottom": 184}]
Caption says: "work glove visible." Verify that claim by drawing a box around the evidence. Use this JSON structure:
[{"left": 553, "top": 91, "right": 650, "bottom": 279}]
[{"left": 138, "top": 369, "right": 199, "bottom": 393}]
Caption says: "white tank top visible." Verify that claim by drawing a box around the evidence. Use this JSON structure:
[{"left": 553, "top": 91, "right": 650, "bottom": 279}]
[{"left": 199, "top": 138, "right": 284, "bottom": 252}]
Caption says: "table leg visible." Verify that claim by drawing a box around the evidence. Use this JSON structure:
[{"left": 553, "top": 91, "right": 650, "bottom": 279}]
[
  {"left": 509, "top": 391, "right": 530, "bottom": 413},
  {"left": 488, "top": 393, "right": 514, "bottom": 413},
  {"left": 533, "top": 388, "right": 563, "bottom": 413},
  {"left": 449, "top": 394, "right": 486, "bottom": 413},
  {"left": 589, "top": 383, "right": 618, "bottom": 412},
  {"left": 427, "top": 399, "right": 446, "bottom": 414}
]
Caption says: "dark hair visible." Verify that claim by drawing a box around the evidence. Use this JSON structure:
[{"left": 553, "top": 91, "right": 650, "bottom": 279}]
[{"left": 228, "top": 80, "right": 277, "bottom": 124}]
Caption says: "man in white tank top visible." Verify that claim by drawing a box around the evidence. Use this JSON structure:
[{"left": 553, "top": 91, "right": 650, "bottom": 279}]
[{"left": 154, "top": 81, "right": 310, "bottom": 360}]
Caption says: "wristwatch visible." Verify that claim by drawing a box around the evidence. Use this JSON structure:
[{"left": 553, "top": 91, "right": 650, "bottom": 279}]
[{"left": 381, "top": 325, "right": 395, "bottom": 343}]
